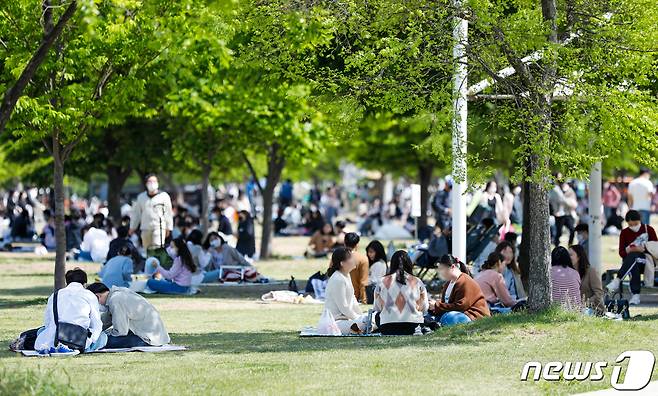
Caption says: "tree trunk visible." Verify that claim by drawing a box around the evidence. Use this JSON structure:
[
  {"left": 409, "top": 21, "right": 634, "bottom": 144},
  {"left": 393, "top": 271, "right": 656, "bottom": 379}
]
[
  {"left": 259, "top": 143, "right": 286, "bottom": 259},
  {"left": 525, "top": 175, "right": 552, "bottom": 312},
  {"left": 517, "top": 179, "right": 531, "bottom": 291},
  {"left": 53, "top": 139, "right": 67, "bottom": 291},
  {"left": 418, "top": 162, "right": 433, "bottom": 230},
  {"left": 107, "top": 165, "right": 131, "bottom": 222},
  {"left": 200, "top": 165, "right": 211, "bottom": 235}
]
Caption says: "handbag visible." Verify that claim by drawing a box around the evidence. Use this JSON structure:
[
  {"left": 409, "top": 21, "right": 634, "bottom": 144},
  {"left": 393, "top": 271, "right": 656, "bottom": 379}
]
[{"left": 53, "top": 290, "right": 90, "bottom": 352}]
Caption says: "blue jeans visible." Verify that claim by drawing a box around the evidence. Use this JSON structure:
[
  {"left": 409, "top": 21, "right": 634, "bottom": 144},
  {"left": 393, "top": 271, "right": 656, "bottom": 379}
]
[
  {"left": 76, "top": 250, "right": 93, "bottom": 262},
  {"left": 104, "top": 331, "right": 149, "bottom": 349},
  {"left": 202, "top": 269, "right": 221, "bottom": 283},
  {"left": 639, "top": 210, "right": 651, "bottom": 225},
  {"left": 146, "top": 279, "right": 190, "bottom": 294},
  {"left": 439, "top": 311, "right": 472, "bottom": 327}
]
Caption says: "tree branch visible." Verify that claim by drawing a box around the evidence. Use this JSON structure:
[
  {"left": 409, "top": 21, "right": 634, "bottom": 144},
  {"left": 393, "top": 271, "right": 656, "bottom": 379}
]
[
  {"left": 243, "top": 152, "right": 265, "bottom": 195},
  {"left": 0, "top": 0, "right": 78, "bottom": 134}
]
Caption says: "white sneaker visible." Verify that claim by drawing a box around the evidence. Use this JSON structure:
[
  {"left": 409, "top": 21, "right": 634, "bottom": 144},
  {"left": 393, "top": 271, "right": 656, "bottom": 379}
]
[
  {"left": 606, "top": 278, "right": 621, "bottom": 293},
  {"left": 629, "top": 294, "right": 641, "bottom": 305}
]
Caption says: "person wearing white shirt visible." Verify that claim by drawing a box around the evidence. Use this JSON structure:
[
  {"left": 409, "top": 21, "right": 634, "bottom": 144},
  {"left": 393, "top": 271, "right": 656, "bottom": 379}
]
[
  {"left": 628, "top": 169, "right": 655, "bottom": 225},
  {"left": 366, "top": 240, "right": 388, "bottom": 286},
  {"left": 79, "top": 214, "right": 111, "bottom": 262},
  {"left": 323, "top": 248, "right": 369, "bottom": 334},
  {"left": 34, "top": 269, "right": 104, "bottom": 352},
  {"left": 129, "top": 174, "right": 174, "bottom": 253}
]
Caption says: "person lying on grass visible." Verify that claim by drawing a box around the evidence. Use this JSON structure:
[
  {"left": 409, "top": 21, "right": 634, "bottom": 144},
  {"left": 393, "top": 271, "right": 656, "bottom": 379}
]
[
  {"left": 87, "top": 282, "right": 170, "bottom": 349},
  {"left": 428, "top": 255, "right": 490, "bottom": 327},
  {"left": 324, "top": 247, "right": 370, "bottom": 334},
  {"left": 373, "top": 250, "right": 428, "bottom": 335}
]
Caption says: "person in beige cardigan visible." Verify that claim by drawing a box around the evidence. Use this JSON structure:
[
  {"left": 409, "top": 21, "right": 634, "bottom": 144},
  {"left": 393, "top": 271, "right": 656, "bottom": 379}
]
[
  {"left": 87, "top": 283, "right": 170, "bottom": 348},
  {"left": 569, "top": 245, "right": 604, "bottom": 314}
]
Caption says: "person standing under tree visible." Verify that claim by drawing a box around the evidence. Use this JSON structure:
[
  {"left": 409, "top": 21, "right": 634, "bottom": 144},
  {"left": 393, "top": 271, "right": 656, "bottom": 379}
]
[
  {"left": 628, "top": 169, "right": 655, "bottom": 226},
  {"left": 129, "top": 174, "right": 174, "bottom": 265}
]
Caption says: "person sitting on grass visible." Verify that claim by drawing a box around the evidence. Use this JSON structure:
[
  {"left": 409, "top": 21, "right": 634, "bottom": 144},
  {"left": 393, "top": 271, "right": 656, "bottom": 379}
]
[
  {"left": 106, "top": 226, "right": 143, "bottom": 273},
  {"left": 344, "top": 232, "right": 369, "bottom": 303},
  {"left": 496, "top": 241, "right": 526, "bottom": 301},
  {"left": 146, "top": 238, "right": 196, "bottom": 294},
  {"left": 305, "top": 223, "right": 335, "bottom": 258},
  {"left": 373, "top": 250, "right": 428, "bottom": 335},
  {"left": 99, "top": 245, "right": 133, "bottom": 289},
  {"left": 550, "top": 246, "right": 582, "bottom": 310},
  {"left": 606, "top": 209, "right": 657, "bottom": 305},
  {"left": 200, "top": 232, "right": 250, "bottom": 283},
  {"left": 34, "top": 268, "right": 105, "bottom": 353},
  {"left": 87, "top": 282, "right": 170, "bottom": 349},
  {"left": 185, "top": 229, "right": 205, "bottom": 269},
  {"left": 366, "top": 240, "right": 388, "bottom": 286},
  {"left": 569, "top": 244, "right": 604, "bottom": 315},
  {"left": 324, "top": 247, "right": 369, "bottom": 334},
  {"left": 429, "top": 255, "right": 490, "bottom": 326},
  {"left": 475, "top": 252, "right": 523, "bottom": 312}
]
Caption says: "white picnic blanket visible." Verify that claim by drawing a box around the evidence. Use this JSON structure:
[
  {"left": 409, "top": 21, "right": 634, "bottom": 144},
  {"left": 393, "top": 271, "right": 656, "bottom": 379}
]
[
  {"left": 19, "top": 344, "right": 186, "bottom": 357},
  {"left": 299, "top": 326, "right": 381, "bottom": 337}
]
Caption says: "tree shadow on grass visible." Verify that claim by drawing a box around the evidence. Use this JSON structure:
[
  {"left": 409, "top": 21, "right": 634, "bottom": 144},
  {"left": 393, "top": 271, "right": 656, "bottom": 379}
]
[
  {"left": 0, "top": 297, "right": 48, "bottom": 309},
  {"left": 0, "top": 286, "right": 54, "bottom": 298},
  {"left": 170, "top": 309, "right": 581, "bottom": 355}
]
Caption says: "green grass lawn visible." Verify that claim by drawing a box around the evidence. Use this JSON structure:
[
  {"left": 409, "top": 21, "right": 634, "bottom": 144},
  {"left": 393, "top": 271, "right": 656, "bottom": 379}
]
[{"left": 1, "top": 236, "right": 657, "bottom": 395}]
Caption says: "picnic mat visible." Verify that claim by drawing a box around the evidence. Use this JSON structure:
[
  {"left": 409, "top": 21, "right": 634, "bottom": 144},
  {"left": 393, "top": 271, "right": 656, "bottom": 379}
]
[
  {"left": 19, "top": 345, "right": 187, "bottom": 357},
  {"left": 299, "top": 327, "right": 381, "bottom": 337}
]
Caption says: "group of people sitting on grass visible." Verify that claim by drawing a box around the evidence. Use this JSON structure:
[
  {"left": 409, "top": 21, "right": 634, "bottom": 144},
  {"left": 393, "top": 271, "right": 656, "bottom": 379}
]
[
  {"left": 98, "top": 231, "right": 259, "bottom": 295},
  {"left": 10, "top": 268, "right": 170, "bottom": 354},
  {"left": 320, "top": 210, "right": 658, "bottom": 335},
  {"left": 323, "top": 242, "right": 491, "bottom": 335}
]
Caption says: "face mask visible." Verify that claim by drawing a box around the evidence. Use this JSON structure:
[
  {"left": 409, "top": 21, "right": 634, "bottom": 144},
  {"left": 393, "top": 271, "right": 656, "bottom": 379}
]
[
  {"left": 576, "top": 234, "right": 586, "bottom": 244},
  {"left": 167, "top": 246, "right": 178, "bottom": 258},
  {"left": 146, "top": 182, "right": 158, "bottom": 193},
  {"left": 210, "top": 239, "right": 221, "bottom": 248},
  {"left": 437, "top": 271, "right": 448, "bottom": 281},
  {"left": 630, "top": 225, "right": 641, "bottom": 233}
]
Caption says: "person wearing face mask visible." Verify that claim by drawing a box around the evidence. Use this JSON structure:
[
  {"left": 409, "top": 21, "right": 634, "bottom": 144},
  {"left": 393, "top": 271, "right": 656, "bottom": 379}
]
[
  {"left": 129, "top": 174, "right": 174, "bottom": 256},
  {"left": 146, "top": 238, "right": 196, "bottom": 294},
  {"left": 200, "top": 232, "right": 250, "bottom": 283},
  {"left": 428, "top": 255, "right": 490, "bottom": 326},
  {"left": 87, "top": 282, "right": 170, "bottom": 348},
  {"left": 606, "top": 210, "right": 658, "bottom": 305}
]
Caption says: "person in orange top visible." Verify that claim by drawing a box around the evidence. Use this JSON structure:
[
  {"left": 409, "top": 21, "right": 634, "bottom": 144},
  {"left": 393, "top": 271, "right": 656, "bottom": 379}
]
[
  {"left": 305, "top": 223, "right": 335, "bottom": 258},
  {"left": 344, "top": 232, "right": 369, "bottom": 303}
]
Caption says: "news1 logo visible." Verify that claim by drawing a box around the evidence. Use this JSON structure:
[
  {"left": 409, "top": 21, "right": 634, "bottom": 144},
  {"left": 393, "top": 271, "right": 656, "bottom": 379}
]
[{"left": 521, "top": 350, "right": 656, "bottom": 390}]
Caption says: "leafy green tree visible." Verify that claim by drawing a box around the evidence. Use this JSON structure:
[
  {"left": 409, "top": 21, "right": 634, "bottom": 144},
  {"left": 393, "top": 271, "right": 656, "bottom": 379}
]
[
  {"left": 0, "top": 1, "right": 78, "bottom": 133},
  {"left": 2, "top": 1, "right": 193, "bottom": 289},
  {"left": 231, "top": 0, "right": 334, "bottom": 258},
  {"left": 464, "top": 0, "right": 658, "bottom": 310}
]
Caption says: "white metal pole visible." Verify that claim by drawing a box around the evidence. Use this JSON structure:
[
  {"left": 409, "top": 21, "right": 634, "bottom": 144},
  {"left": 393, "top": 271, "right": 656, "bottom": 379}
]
[
  {"left": 588, "top": 162, "right": 602, "bottom": 271},
  {"left": 451, "top": 1, "right": 468, "bottom": 261}
]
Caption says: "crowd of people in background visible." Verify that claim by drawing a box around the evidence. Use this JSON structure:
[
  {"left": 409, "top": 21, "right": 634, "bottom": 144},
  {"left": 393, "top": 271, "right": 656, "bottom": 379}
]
[{"left": 2, "top": 165, "right": 657, "bottom": 336}]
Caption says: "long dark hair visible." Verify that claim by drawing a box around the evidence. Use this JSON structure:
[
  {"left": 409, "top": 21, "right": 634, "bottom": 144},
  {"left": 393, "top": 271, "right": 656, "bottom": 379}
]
[
  {"left": 172, "top": 237, "right": 196, "bottom": 272},
  {"left": 495, "top": 241, "right": 520, "bottom": 274},
  {"left": 569, "top": 244, "right": 590, "bottom": 279},
  {"left": 388, "top": 250, "right": 413, "bottom": 285},
  {"left": 327, "top": 247, "right": 351, "bottom": 278},
  {"left": 551, "top": 246, "right": 573, "bottom": 269},
  {"left": 439, "top": 254, "right": 471, "bottom": 277},
  {"left": 481, "top": 252, "right": 503, "bottom": 271},
  {"left": 365, "top": 240, "right": 387, "bottom": 267}
]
